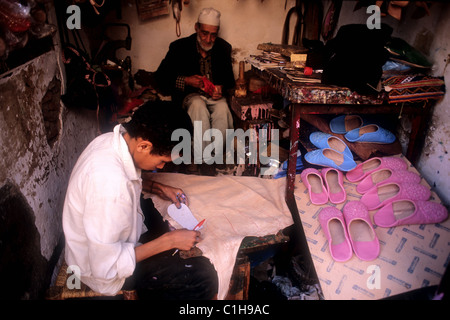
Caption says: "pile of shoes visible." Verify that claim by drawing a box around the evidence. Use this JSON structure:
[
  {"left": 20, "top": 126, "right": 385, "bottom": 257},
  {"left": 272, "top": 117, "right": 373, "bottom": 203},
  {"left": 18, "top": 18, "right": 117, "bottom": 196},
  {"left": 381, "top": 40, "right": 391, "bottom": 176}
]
[
  {"left": 329, "top": 114, "right": 396, "bottom": 144},
  {"left": 300, "top": 156, "right": 448, "bottom": 263},
  {"left": 304, "top": 132, "right": 356, "bottom": 172},
  {"left": 304, "top": 115, "right": 396, "bottom": 172},
  {"left": 348, "top": 157, "right": 448, "bottom": 228}
]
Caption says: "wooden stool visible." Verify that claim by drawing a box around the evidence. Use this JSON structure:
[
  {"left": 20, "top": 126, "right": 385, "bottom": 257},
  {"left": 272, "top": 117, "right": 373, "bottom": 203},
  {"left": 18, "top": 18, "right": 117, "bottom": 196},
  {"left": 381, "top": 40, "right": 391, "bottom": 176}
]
[{"left": 46, "top": 262, "right": 137, "bottom": 300}]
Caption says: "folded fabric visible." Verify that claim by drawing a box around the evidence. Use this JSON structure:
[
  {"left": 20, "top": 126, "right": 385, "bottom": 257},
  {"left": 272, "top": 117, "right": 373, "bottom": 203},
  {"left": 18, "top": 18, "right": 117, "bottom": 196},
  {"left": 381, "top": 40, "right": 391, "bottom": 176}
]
[
  {"left": 382, "top": 75, "right": 445, "bottom": 104},
  {"left": 385, "top": 37, "right": 432, "bottom": 68},
  {"left": 356, "top": 168, "right": 421, "bottom": 194},
  {"left": 373, "top": 199, "right": 448, "bottom": 228},
  {"left": 301, "top": 168, "right": 328, "bottom": 205},
  {"left": 309, "top": 132, "right": 353, "bottom": 158},
  {"left": 343, "top": 201, "right": 380, "bottom": 261},
  {"left": 346, "top": 156, "right": 407, "bottom": 182},
  {"left": 321, "top": 167, "right": 346, "bottom": 204},
  {"left": 305, "top": 148, "right": 357, "bottom": 172},
  {"left": 329, "top": 115, "right": 365, "bottom": 134},
  {"left": 319, "top": 207, "right": 353, "bottom": 262},
  {"left": 360, "top": 181, "right": 431, "bottom": 210},
  {"left": 345, "top": 124, "right": 396, "bottom": 144}
]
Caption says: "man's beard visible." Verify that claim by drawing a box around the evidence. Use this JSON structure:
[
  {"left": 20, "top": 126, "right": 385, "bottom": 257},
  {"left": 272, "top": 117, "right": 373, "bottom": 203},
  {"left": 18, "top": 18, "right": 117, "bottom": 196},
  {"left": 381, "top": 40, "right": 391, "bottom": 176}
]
[{"left": 197, "top": 34, "right": 213, "bottom": 52}]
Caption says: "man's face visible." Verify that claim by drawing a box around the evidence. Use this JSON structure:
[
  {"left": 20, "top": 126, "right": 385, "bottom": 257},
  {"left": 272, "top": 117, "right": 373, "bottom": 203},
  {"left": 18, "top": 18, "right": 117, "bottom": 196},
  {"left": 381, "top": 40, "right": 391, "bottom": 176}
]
[
  {"left": 133, "top": 140, "right": 172, "bottom": 171},
  {"left": 141, "top": 153, "right": 172, "bottom": 171},
  {"left": 195, "top": 23, "right": 219, "bottom": 52}
]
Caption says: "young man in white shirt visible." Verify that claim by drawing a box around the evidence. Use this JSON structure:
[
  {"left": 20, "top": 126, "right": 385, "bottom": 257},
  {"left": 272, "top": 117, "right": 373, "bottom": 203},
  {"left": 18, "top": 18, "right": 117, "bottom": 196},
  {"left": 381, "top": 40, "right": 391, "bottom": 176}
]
[{"left": 62, "top": 101, "right": 218, "bottom": 299}]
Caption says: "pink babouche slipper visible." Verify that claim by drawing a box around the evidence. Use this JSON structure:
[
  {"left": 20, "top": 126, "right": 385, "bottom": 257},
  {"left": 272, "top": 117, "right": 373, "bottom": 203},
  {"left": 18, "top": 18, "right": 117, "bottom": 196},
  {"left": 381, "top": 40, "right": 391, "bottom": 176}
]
[
  {"left": 319, "top": 207, "right": 353, "bottom": 262},
  {"left": 356, "top": 168, "right": 421, "bottom": 194},
  {"left": 321, "top": 167, "right": 346, "bottom": 204},
  {"left": 301, "top": 168, "right": 328, "bottom": 205},
  {"left": 374, "top": 199, "right": 449, "bottom": 227},
  {"left": 346, "top": 157, "right": 407, "bottom": 182},
  {"left": 360, "top": 181, "right": 431, "bottom": 210},
  {"left": 343, "top": 201, "right": 380, "bottom": 261}
]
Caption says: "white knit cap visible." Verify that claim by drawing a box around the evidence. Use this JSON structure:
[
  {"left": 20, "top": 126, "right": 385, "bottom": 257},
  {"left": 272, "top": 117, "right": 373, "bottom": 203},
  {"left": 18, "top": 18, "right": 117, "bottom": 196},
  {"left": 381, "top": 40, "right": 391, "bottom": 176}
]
[{"left": 198, "top": 8, "right": 221, "bottom": 26}]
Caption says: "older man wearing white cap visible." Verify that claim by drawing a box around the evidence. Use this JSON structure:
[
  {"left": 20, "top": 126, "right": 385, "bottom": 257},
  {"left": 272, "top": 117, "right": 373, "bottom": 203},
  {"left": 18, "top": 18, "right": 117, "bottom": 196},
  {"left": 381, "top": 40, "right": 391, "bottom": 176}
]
[{"left": 154, "top": 7, "right": 235, "bottom": 176}]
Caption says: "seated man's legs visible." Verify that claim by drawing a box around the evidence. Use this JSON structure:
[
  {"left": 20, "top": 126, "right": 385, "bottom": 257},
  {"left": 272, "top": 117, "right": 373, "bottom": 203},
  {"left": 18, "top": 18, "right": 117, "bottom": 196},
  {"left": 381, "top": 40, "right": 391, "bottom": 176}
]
[
  {"left": 133, "top": 253, "right": 218, "bottom": 300},
  {"left": 184, "top": 94, "right": 211, "bottom": 164},
  {"left": 184, "top": 94, "right": 233, "bottom": 164}
]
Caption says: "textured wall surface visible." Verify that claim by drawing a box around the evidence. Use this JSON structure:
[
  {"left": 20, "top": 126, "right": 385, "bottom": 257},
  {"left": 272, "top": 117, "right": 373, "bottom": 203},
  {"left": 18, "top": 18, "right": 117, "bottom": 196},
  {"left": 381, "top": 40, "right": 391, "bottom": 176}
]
[{"left": 0, "top": 51, "right": 98, "bottom": 261}]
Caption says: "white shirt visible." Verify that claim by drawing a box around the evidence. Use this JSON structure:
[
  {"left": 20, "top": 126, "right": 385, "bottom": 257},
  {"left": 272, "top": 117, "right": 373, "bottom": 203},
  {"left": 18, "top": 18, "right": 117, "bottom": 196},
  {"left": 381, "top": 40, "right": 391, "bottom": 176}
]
[{"left": 63, "top": 124, "right": 144, "bottom": 295}]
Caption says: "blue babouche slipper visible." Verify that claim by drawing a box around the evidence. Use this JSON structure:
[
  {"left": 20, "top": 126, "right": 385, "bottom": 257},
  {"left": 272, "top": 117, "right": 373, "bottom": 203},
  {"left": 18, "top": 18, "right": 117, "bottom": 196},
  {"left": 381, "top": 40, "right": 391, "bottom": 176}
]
[
  {"left": 345, "top": 124, "right": 396, "bottom": 144},
  {"left": 309, "top": 132, "right": 353, "bottom": 159},
  {"left": 304, "top": 148, "right": 357, "bottom": 172},
  {"left": 329, "top": 115, "right": 366, "bottom": 134}
]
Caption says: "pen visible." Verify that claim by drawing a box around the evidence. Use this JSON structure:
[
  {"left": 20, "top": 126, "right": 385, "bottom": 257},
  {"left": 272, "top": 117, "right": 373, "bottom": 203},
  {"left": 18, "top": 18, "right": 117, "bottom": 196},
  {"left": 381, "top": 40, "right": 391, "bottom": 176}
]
[
  {"left": 172, "top": 219, "right": 206, "bottom": 256},
  {"left": 193, "top": 219, "right": 205, "bottom": 231}
]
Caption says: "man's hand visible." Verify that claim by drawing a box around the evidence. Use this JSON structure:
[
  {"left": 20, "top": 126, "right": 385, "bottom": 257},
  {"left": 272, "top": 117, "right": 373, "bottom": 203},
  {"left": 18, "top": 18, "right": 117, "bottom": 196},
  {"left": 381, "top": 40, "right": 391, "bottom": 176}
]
[
  {"left": 142, "top": 179, "right": 188, "bottom": 209},
  {"left": 184, "top": 75, "right": 204, "bottom": 89},
  {"left": 168, "top": 229, "right": 201, "bottom": 251},
  {"left": 135, "top": 229, "right": 201, "bottom": 262},
  {"left": 211, "top": 85, "right": 222, "bottom": 100}
]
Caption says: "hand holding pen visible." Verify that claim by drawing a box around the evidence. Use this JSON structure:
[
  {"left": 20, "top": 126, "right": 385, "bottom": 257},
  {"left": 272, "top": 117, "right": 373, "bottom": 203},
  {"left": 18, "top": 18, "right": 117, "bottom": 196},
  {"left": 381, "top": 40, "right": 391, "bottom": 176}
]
[
  {"left": 172, "top": 219, "right": 205, "bottom": 256},
  {"left": 175, "top": 192, "right": 187, "bottom": 209}
]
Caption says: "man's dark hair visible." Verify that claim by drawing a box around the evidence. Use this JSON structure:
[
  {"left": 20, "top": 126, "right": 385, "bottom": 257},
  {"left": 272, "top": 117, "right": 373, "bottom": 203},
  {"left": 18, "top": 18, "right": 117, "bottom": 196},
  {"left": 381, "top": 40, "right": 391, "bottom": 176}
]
[{"left": 122, "top": 100, "right": 193, "bottom": 156}]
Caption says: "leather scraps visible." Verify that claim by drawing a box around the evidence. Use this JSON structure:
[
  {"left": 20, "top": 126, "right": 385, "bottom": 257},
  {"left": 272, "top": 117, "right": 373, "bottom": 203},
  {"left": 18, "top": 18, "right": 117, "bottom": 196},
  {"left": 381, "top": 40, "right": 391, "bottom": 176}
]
[{"left": 202, "top": 76, "right": 216, "bottom": 97}]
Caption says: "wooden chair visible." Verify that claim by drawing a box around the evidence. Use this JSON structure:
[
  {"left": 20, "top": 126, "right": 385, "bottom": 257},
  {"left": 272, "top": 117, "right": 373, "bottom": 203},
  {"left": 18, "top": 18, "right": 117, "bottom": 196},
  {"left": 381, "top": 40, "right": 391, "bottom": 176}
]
[{"left": 45, "top": 262, "right": 137, "bottom": 300}]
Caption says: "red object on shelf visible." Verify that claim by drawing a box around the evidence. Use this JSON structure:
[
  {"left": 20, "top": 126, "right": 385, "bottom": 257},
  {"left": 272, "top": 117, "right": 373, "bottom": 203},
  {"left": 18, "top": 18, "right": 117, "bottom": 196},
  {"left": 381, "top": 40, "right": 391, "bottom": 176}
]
[{"left": 0, "top": 4, "right": 31, "bottom": 33}]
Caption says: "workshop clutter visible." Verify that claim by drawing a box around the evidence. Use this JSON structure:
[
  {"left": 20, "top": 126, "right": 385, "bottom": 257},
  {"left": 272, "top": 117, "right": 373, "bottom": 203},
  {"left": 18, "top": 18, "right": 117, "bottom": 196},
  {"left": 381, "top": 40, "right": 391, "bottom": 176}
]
[
  {"left": 301, "top": 156, "right": 448, "bottom": 263},
  {"left": 0, "top": 0, "right": 56, "bottom": 60}
]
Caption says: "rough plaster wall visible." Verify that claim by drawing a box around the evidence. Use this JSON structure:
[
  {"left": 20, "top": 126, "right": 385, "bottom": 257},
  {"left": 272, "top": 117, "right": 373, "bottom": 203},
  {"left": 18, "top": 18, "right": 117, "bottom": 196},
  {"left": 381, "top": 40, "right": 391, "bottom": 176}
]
[
  {"left": 416, "top": 6, "right": 450, "bottom": 206},
  {"left": 0, "top": 51, "right": 98, "bottom": 260},
  {"left": 335, "top": 1, "right": 450, "bottom": 206},
  {"left": 112, "top": 0, "right": 297, "bottom": 76}
]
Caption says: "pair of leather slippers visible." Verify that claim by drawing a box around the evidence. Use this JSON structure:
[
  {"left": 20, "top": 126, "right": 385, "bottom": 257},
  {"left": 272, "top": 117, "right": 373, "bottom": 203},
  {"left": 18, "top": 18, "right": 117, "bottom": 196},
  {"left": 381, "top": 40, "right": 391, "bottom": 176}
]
[{"left": 301, "top": 167, "right": 346, "bottom": 205}]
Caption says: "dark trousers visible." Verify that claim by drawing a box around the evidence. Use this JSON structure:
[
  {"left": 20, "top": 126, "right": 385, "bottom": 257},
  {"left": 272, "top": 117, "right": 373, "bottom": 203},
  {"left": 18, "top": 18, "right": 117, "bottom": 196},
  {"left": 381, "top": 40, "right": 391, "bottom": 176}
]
[{"left": 123, "top": 196, "right": 218, "bottom": 300}]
